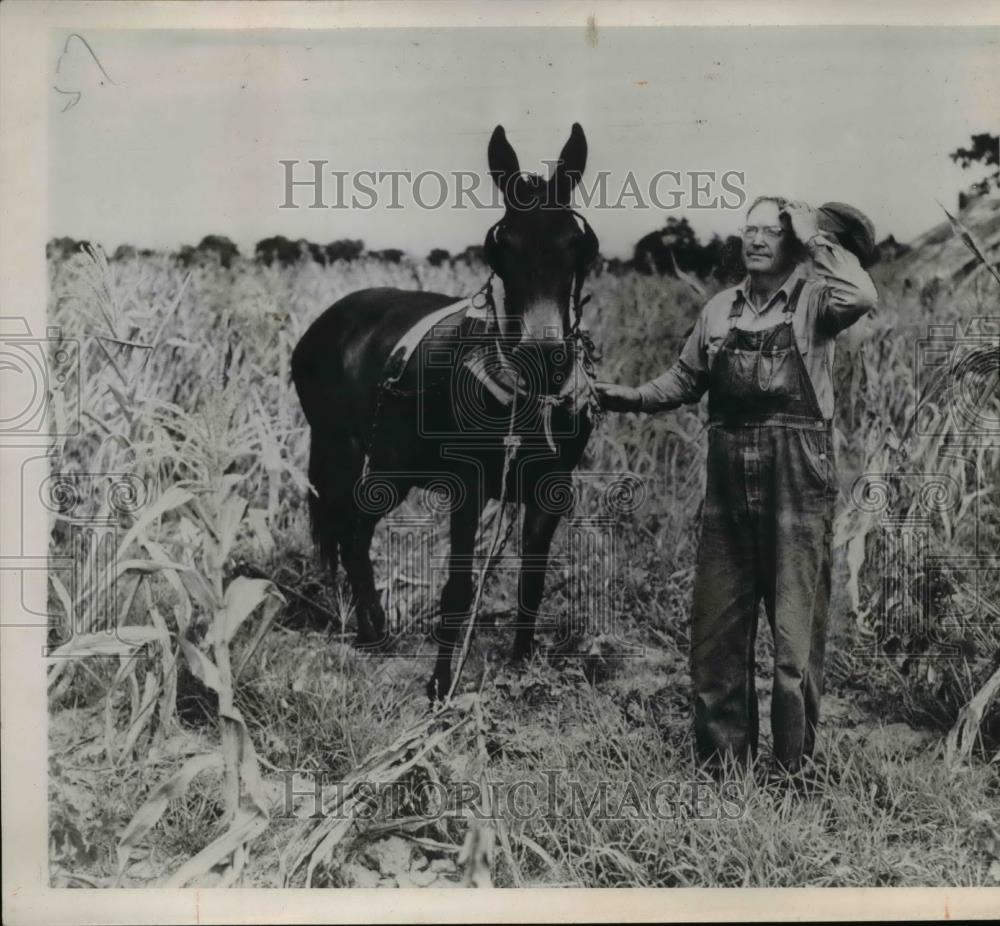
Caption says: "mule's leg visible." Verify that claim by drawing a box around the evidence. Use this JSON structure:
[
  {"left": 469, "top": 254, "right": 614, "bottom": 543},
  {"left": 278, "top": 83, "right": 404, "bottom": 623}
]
[
  {"left": 339, "top": 509, "right": 389, "bottom": 647},
  {"left": 427, "top": 491, "right": 483, "bottom": 701},
  {"left": 327, "top": 434, "right": 392, "bottom": 648},
  {"left": 308, "top": 432, "right": 363, "bottom": 610},
  {"left": 512, "top": 504, "right": 562, "bottom": 662}
]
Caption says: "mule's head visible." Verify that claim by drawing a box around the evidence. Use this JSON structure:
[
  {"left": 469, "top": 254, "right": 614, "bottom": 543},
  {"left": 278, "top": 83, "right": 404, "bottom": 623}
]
[{"left": 483, "top": 123, "right": 598, "bottom": 392}]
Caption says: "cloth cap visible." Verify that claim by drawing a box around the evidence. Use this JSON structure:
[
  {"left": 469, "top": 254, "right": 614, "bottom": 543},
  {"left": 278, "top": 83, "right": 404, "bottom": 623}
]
[{"left": 817, "top": 201, "right": 877, "bottom": 268}]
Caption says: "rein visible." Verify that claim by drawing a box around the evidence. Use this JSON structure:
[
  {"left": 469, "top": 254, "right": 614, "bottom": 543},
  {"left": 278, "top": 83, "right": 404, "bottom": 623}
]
[{"left": 444, "top": 269, "right": 600, "bottom": 700}]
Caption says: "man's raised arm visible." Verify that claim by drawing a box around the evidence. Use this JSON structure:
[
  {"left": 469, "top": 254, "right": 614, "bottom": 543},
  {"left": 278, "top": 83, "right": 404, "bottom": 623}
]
[{"left": 807, "top": 232, "right": 879, "bottom": 335}]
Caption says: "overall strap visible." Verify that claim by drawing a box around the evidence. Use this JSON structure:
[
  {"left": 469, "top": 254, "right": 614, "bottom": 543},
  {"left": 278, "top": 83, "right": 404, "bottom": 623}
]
[
  {"left": 786, "top": 275, "right": 824, "bottom": 419},
  {"left": 782, "top": 277, "right": 808, "bottom": 322},
  {"left": 728, "top": 293, "right": 746, "bottom": 329}
]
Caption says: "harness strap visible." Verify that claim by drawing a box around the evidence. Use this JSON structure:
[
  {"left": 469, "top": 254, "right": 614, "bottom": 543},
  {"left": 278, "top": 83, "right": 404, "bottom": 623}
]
[
  {"left": 378, "top": 269, "right": 600, "bottom": 431},
  {"left": 380, "top": 298, "right": 471, "bottom": 388},
  {"left": 463, "top": 344, "right": 521, "bottom": 406}
]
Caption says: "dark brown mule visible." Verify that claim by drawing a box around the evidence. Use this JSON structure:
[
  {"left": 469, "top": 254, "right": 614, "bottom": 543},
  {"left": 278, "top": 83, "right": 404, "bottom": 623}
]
[{"left": 291, "top": 123, "right": 599, "bottom": 700}]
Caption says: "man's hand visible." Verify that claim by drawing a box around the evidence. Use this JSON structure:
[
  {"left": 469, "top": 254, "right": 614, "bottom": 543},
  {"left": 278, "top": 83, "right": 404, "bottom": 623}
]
[
  {"left": 593, "top": 382, "right": 642, "bottom": 413},
  {"left": 781, "top": 200, "right": 820, "bottom": 244}
]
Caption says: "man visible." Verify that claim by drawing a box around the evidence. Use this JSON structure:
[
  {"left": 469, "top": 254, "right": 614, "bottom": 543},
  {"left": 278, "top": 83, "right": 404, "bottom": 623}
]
[{"left": 596, "top": 197, "right": 878, "bottom": 776}]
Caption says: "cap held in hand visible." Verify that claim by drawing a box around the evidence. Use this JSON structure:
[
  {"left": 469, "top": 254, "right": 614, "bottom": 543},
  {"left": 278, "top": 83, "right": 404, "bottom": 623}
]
[{"left": 817, "top": 201, "right": 877, "bottom": 268}]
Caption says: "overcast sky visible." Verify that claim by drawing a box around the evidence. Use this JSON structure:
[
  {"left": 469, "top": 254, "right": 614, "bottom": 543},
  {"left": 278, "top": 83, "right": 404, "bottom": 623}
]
[{"left": 49, "top": 26, "right": 998, "bottom": 258}]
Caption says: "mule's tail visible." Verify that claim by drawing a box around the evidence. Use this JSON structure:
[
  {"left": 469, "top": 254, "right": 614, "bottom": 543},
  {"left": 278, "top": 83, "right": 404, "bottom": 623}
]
[
  {"left": 307, "top": 455, "right": 336, "bottom": 577},
  {"left": 293, "top": 326, "right": 350, "bottom": 578}
]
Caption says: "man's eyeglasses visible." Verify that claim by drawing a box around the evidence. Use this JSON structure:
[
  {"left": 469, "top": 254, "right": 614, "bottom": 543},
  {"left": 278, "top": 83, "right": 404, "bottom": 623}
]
[{"left": 740, "top": 225, "right": 784, "bottom": 241}]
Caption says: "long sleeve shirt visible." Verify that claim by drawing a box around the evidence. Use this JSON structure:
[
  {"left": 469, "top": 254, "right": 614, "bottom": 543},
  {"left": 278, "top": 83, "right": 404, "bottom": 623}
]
[{"left": 636, "top": 234, "right": 878, "bottom": 419}]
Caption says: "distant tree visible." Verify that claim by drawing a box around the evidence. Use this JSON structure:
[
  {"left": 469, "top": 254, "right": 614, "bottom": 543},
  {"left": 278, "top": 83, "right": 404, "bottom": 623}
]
[
  {"left": 427, "top": 248, "right": 451, "bottom": 267},
  {"left": 325, "top": 239, "right": 365, "bottom": 263},
  {"left": 176, "top": 244, "right": 197, "bottom": 268},
  {"left": 950, "top": 132, "right": 999, "bottom": 199},
  {"left": 716, "top": 234, "right": 746, "bottom": 284},
  {"left": 372, "top": 248, "right": 404, "bottom": 264},
  {"left": 255, "top": 235, "right": 299, "bottom": 267},
  {"left": 694, "top": 234, "right": 725, "bottom": 279},
  {"left": 634, "top": 223, "right": 678, "bottom": 275},
  {"left": 112, "top": 244, "right": 137, "bottom": 261},
  {"left": 634, "top": 218, "right": 713, "bottom": 277},
  {"left": 46, "top": 237, "right": 90, "bottom": 261},
  {"left": 634, "top": 220, "right": 744, "bottom": 283},
  {"left": 196, "top": 235, "right": 240, "bottom": 268},
  {"left": 876, "top": 234, "right": 910, "bottom": 263},
  {"left": 291, "top": 238, "right": 324, "bottom": 264},
  {"left": 456, "top": 244, "right": 485, "bottom": 265}
]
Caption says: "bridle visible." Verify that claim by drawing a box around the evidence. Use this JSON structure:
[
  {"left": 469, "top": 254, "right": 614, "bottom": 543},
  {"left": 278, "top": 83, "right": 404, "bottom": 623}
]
[
  {"left": 481, "top": 208, "right": 599, "bottom": 340},
  {"left": 467, "top": 208, "right": 603, "bottom": 439},
  {"left": 362, "top": 208, "right": 602, "bottom": 493}
]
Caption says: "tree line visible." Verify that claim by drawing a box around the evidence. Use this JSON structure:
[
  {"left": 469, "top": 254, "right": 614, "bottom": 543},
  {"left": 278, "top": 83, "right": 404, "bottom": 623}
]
[
  {"left": 38, "top": 224, "right": 852, "bottom": 285},
  {"left": 43, "top": 220, "right": 877, "bottom": 285}
]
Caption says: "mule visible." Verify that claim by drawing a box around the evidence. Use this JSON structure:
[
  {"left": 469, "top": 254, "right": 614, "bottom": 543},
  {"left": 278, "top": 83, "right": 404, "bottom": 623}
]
[{"left": 291, "top": 123, "right": 600, "bottom": 700}]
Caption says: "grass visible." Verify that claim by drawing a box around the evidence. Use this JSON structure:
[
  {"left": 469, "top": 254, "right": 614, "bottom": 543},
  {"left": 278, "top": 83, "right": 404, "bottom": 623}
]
[{"left": 45, "top": 240, "right": 1000, "bottom": 888}]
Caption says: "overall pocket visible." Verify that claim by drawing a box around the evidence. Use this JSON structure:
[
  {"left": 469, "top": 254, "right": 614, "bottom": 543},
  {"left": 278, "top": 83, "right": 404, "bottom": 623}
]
[
  {"left": 752, "top": 347, "right": 801, "bottom": 400},
  {"left": 796, "top": 427, "right": 835, "bottom": 495}
]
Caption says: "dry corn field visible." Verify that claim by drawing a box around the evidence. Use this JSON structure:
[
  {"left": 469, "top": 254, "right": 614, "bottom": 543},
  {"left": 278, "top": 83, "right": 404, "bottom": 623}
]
[{"left": 46, "top": 211, "right": 1000, "bottom": 888}]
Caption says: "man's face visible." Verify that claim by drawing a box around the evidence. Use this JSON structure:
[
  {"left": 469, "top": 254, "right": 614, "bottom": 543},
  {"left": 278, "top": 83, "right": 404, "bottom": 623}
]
[{"left": 741, "top": 201, "right": 795, "bottom": 275}]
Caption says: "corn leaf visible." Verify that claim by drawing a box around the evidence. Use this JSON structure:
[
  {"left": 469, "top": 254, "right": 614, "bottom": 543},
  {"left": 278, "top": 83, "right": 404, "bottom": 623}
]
[
  {"left": 217, "top": 494, "right": 248, "bottom": 564},
  {"left": 118, "top": 486, "right": 195, "bottom": 555},
  {"left": 49, "top": 626, "right": 162, "bottom": 658},
  {"left": 179, "top": 639, "right": 223, "bottom": 694},
  {"left": 116, "top": 752, "right": 225, "bottom": 882},
  {"left": 163, "top": 807, "right": 269, "bottom": 888},
  {"left": 939, "top": 201, "right": 1000, "bottom": 287},
  {"left": 219, "top": 577, "right": 284, "bottom": 646},
  {"left": 177, "top": 567, "right": 220, "bottom": 613}
]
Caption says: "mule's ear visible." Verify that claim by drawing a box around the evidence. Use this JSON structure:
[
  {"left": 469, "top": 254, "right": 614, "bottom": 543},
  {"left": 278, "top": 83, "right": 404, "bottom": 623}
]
[
  {"left": 549, "top": 122, "right": 587, "bottom": 206},
  {"left": 488, "top": 125, "right": 520, "bottom": 198}
]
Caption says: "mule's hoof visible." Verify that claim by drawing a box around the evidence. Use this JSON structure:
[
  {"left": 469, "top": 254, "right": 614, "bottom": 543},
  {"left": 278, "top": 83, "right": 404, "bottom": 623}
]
[
  {"left": 426, "top": 674, "right": 450, "bottom": 703},
  {"left": 353, "top": 631, "right": 389, "bottom": 652},
  {"left": 354, "top": 627, "right": 389, "bottom": 652},
  {"left": 510, "top": 643, "right": 534, "bottom": 665}
]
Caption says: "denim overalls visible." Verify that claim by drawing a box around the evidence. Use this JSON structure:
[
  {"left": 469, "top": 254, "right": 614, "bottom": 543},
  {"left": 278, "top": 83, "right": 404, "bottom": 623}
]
[{"left": 692, "top": 278, "right": 836, "bottom": 773}]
